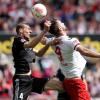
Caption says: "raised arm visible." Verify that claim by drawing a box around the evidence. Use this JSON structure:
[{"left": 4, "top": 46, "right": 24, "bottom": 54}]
[
  {"left": 24, "top": 21, "right": 51, "bottom": 48},
  {"left": 35, "top": 43, "right": 50, "bottom": 57},
  {"left": 68, "top": 38, "right": 100, "bottom": 58},
  {"left": 76, "top": 45, "right": 100, "bottom": 58},
  {"left": 24, "top": 30, "right": 47, "bottom": 48},
  {"left": 36, "top": 38, "right": 61, "bottom": 57}
]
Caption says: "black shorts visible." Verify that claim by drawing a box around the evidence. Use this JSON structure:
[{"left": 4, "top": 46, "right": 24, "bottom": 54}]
[
  {"left": 58, "top": 92, "right": 71, "bottom": 100},
  {"left": 13, "top": 75, "right": 48, "bottom": 100}
]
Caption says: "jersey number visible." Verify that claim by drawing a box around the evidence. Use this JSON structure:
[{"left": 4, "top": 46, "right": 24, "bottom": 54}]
[
  {"left": 19, "top": 93, "right": 23, "bottom": 99},
  {"left": 55, "top": 46, "right": 63, "bottom": 63}
]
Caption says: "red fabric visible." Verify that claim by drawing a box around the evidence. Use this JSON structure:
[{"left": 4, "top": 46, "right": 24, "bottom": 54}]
[
  {"left": 63, "top": 79, "right": 90, "bottom": 100},
  {"left": 32, "top": 71, "right": 43, "bottom": 78}
]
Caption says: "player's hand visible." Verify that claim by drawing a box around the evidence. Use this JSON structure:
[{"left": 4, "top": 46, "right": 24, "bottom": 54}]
[
  {"left": 44, "top": 20, "right": 51, "bottom": 32},
  {"left": 48, "top": 38, "right": 61, "bottom": 45}
]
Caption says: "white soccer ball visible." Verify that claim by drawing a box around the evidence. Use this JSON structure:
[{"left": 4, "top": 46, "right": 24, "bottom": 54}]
[{"left": 31, "top": 3, "right": 47, "bottom": 19}]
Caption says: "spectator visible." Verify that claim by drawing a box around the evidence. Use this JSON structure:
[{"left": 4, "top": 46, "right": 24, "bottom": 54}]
[{"left": 0, "top": 0, "right": 99, "bottom": 34}]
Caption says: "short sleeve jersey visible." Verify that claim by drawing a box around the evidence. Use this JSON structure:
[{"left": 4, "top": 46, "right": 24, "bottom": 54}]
[
  {"left": 49, "top": 36, "right": 86, "bottom": 78},
  {"left": 12, "top": 36, "right": 36, "bottom": 74}
]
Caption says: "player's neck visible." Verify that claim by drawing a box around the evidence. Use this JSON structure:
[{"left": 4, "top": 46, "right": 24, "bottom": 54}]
[{"left": 59, "top": 31, "right": 67, "bottom": 37}]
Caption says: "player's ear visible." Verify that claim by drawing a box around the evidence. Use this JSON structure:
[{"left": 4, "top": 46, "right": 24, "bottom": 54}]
[
  {"left": 58, "top": 26, "right": 63, "bottom": 31},
  {"left": 19, "top": 28, "right": 23, "bottom": 33}
]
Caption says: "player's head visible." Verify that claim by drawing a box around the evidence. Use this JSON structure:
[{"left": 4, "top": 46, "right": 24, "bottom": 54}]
[
  {"left": 16, "top": 23, "right": 32, "bottom": 40},
  {"left": 49, "top": 18, "right": 67, "bottom": 37}
]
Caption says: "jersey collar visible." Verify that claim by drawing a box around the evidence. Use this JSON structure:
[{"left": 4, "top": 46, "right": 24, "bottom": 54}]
[{"left": 59, "top": 35, "right": 69, "bottom": 39}]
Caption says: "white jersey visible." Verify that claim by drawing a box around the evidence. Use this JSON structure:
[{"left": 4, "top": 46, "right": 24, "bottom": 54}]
[{"left": 47, "top": 36, "right": 86, "bottom": 78}]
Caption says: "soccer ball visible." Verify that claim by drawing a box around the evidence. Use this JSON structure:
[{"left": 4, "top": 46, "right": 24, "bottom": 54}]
[{"left": 31, "top": 3, "right": 47, "bottom": 19}]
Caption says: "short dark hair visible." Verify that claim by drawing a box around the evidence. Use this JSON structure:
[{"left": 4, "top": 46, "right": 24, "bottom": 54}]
[
  {"left": 16, "top": 23, "right": 25, "bottom": 34},
  {"left": 16, "top": 23, "right": 29, "bottom": 34},
  {"left": 49, "top": 18, "right": 59, "bottom": 37}
]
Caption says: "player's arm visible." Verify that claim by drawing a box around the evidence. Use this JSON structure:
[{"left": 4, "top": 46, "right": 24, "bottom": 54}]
[
  {"left": 24, "top": 30, "right": 47, "bottom": 48},
  {"left": 35, "top": 37, "right": 51, "bottom": 57},
  {"left": 24, "top": 21, "right": 51, "bottom": 48},
  {"left": 76, "top": 45, "right": 100, "bottom": 58},
  {"left": 70, "top": 38, "right": 100, "bottom": 58},
  {"left": 36, "top": 38, "right": 61, "bottom": 57},
  {"left": 35, "top": 43, "right": 50, "bottom": 57}
]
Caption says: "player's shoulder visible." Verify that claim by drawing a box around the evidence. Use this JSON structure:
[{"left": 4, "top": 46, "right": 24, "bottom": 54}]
[
  {"left": 71, "top": 37, "right": 79, "bottom": 41},
  {"left": 14, "top": 36, "right": 21, "bottom": 41},
  {"left": 60, "top": 36, "right": 73, "bottom": 43},
  {"left": 61, "top": 36, "right": 80, "bottom": 45},
  {"left": 70, "top": 37, "right": 80, "bottom": 44},
  {"left": 59, "top": 36, "right": 70, "bottom": 40},
  {"left": 14, "top": 36, "right": 26, "bottom": 43},
  {"left": 58, "top": 36, "right": 72, "bottom": 46}
]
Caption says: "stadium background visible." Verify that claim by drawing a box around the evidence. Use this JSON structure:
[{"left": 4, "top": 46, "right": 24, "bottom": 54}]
[{"left": 0, "top": 0, "right": 100, "bottom": 100}]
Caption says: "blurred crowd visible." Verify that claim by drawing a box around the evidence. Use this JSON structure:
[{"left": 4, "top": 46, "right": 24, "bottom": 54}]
[
  {"left": 0, "top": 52, "right": 13, "bottom": 98},
  {"left": 0, "top": 0, "right": 100, "bottom": 35},
  {"left": 86, "top": 61, "right": 100, "bottom": 97}
]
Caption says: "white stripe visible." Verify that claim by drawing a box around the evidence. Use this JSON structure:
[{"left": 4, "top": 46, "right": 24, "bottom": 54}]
[{"left": 14, "top": 79, "right": 19, "bottom": 100}]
